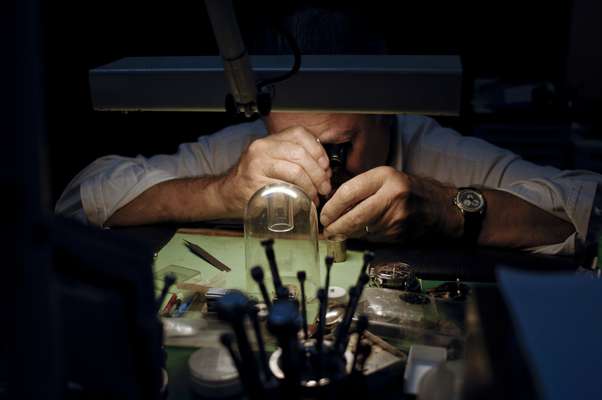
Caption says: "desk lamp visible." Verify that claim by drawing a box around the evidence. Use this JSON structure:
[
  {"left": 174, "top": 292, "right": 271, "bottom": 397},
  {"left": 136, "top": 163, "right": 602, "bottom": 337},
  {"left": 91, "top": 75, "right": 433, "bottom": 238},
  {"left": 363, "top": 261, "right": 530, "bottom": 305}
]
[{"left": 88, "top": 1, "right": 462, "bottom": 116}]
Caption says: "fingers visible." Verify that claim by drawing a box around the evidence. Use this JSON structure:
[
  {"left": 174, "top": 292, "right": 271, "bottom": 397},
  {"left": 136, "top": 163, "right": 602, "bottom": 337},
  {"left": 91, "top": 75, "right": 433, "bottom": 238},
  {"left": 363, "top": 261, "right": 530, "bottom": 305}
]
[
  {"left": 264, "top": 141, "right": 331, "bottom": 196},
  {"left": 323, "top": 192, "right": 384, "bottom": 238},
  {"left": 320, "top": 168, "right": 388, "bottom": 226},
  {"left": 273, "top": 127, "right": 330, "bottom": 170},
  {"left": 265, "top": 159, "right": 320, "bottom": 204}
]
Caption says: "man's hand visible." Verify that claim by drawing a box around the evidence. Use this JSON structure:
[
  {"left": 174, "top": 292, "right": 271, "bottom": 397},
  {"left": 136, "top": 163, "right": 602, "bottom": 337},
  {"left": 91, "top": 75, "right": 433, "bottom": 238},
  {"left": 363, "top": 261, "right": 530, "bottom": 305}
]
[
  {"left": 220, "top": 126, "right": 332, "bottom": 217},
  {"left": 320, "top": 166, "right": 462, "bottom": 242}
]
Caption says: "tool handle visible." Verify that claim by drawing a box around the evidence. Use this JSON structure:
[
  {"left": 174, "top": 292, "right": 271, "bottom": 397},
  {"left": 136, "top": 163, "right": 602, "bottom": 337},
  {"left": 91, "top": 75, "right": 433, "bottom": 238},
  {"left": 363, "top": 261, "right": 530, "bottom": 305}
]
[{"left": 297, "top": 271, "right": 308, "bottom": 341}]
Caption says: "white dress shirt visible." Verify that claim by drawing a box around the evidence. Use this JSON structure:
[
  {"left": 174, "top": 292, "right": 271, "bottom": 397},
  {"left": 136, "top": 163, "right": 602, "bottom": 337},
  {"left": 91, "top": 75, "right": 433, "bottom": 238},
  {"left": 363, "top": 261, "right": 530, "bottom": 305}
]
[{"left": 56, "top": 115, "right": 602, "bottom": 255}]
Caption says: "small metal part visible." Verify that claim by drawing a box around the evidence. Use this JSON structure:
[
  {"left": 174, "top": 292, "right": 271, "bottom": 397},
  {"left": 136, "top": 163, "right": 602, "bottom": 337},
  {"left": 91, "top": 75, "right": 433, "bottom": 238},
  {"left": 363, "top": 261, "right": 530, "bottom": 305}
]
[
  {"left": 324, "top": 143, "right": 350, "bottom": 166},
  {"left": 316, "top": 288, "right": 347, "bottom": 332},
  {"left": 284, "top": 284, "right": 298, "bottom": 301},
  {"left": 368, "top": 261, "right": 420, "bottom": 292},
  {"left": 326, "top": 234, "right": 347, "bottom": 263},
  {"left": 324, "top": 305, "right": 346, "bottom": 329}
]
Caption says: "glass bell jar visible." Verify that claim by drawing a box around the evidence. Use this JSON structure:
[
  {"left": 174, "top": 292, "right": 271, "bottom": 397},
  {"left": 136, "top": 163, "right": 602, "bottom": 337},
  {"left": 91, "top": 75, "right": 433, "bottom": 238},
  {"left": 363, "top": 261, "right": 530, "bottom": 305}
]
[{"left": 244, "top": 182, "right": 320, "bottom": 301}]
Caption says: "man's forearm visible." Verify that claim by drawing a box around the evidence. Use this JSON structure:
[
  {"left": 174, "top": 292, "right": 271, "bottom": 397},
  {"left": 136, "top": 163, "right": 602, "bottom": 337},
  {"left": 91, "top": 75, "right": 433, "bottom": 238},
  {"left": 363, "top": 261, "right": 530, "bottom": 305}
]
[
  {"left": 437, "top": 185, "right": 575, "bottom": 249},
  {"left": 477, "top": 189, "right": 575, "bottom": 248},
  {"left": 105, "top": 176, "right": 234, "bottom": 227}
]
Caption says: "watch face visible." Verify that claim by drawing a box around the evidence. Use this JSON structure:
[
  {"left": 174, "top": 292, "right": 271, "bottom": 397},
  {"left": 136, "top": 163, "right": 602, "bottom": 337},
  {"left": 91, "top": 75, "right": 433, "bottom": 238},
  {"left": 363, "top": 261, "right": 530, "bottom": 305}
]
[{"left": 457, "top": 189, "right": 484, "bottom": 212}]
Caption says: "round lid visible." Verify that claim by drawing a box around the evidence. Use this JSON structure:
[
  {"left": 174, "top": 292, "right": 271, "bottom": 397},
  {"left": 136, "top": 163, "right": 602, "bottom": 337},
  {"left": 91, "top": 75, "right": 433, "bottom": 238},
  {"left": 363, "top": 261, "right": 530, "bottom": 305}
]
[
  {"left": 188, "top": 346, "right": 239, "bottom": 383},
  {"left": 328, "top": 286, "right": 347, "bottom": 302}
]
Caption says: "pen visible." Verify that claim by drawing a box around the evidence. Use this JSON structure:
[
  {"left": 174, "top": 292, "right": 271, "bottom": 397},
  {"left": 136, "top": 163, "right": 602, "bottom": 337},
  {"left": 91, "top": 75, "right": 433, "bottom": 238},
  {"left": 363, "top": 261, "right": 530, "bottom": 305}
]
[
  {"left": 170, "top": 298, "right": 182, "bottom": 317},
  {"left": 173, "top": 292, "right": 200, "bottom": 317},
  {"left": 161, "top": 293, "right": 178, "bottom": 316}
]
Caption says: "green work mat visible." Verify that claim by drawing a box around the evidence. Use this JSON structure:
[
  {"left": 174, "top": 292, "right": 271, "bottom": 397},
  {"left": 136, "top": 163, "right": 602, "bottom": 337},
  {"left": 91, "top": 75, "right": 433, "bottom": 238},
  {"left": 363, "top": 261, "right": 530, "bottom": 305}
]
[{"left": 154, "top": 232, "right": 366, "bottom": 296}]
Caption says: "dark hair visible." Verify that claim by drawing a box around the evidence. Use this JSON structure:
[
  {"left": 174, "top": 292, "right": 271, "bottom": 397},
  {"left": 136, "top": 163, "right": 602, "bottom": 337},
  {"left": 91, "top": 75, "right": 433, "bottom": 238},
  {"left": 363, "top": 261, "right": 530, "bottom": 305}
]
[{"left": 241, "top": 4, "right": 388, "bottom": 55}]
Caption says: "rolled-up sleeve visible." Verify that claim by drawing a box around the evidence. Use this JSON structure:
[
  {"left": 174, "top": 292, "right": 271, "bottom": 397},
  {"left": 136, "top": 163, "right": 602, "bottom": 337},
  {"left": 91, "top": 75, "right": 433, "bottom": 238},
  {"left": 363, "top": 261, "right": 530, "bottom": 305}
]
[
  {"left": 55, "top": 120, "right": 266, "bottom": 226},
  {"left": 398, "top": 115, "right": 602, "bottom": 255}
]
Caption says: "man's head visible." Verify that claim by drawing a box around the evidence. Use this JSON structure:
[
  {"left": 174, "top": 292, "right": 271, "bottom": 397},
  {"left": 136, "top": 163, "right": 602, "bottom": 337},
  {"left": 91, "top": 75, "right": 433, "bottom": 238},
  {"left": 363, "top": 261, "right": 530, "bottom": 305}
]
[
  {"left": 265, "top": 113, "right": 393, "bottom": 175},
  {"left": 253, "top": 5, "right": 391, "bottom": 175}
]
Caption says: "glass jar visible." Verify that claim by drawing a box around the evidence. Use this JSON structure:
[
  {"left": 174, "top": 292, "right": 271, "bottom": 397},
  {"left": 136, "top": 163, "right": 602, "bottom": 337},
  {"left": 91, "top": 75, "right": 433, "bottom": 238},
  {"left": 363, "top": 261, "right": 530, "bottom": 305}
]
[{"left": 244, "top": 183, "right": 320, "bottom": 301}]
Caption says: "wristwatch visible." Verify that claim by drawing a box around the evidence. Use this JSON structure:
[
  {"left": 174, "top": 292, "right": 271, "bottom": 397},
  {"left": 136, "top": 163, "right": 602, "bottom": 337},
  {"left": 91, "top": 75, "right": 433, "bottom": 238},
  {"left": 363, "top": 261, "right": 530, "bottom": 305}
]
[{"left": 453, "top": 187, "right": 486, "bottom": 245}]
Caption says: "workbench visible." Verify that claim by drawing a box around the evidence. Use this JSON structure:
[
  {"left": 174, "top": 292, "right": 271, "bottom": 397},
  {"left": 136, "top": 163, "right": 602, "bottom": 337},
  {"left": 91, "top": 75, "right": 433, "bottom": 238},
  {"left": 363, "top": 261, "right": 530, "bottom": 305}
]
[
  {"left": 133, "top": 224, "right": 579, "bottom": 400},
  {"left": 154, "top": 228, "right": 376, "bottom": 399}
]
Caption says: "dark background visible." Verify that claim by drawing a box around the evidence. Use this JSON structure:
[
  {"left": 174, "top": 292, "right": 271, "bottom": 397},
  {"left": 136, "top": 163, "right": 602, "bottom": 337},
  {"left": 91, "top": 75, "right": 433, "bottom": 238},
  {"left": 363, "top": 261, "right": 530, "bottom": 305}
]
[
  {"left": 10, "top": 2, "right": 602, "bottom": 397},
  {"left": 42, "top": 0, "right": 601, "bottom": 205}
]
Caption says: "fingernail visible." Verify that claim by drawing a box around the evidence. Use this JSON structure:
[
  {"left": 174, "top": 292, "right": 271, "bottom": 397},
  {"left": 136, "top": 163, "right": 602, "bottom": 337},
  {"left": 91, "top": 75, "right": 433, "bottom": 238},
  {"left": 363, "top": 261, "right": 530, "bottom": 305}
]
[
  {"left": 319, "top": 156, "right": 329, "bottom": 169},
  {"left": 320, "top": 214, "right": 330, "bottom": 226},
  {"left": 319, "top": 181, "right": 331, "bottom": 195}
]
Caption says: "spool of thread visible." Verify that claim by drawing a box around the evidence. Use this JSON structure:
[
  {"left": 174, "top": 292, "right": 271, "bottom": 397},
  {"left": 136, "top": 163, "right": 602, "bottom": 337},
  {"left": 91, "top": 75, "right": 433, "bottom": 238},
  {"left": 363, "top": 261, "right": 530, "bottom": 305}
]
[{"left": 326, "top": 234, "right": 347, "bottom": 263}]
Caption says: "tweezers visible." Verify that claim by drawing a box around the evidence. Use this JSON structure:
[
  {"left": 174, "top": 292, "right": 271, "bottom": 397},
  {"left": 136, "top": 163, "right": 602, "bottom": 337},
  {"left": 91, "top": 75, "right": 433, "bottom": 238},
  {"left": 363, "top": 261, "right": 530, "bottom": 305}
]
[{"left": 183, "top": 240, "right": 232, "bottom": 272}]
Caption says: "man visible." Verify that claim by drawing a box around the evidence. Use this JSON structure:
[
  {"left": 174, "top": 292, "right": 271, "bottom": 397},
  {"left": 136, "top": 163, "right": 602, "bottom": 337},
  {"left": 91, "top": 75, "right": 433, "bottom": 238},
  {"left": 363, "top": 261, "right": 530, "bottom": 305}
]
[
  {"left": 56, "top": 110, "right": 601, "bottom": 255},
  {"left": 56, "top": 7, "right": 601, "bottom": 255}
]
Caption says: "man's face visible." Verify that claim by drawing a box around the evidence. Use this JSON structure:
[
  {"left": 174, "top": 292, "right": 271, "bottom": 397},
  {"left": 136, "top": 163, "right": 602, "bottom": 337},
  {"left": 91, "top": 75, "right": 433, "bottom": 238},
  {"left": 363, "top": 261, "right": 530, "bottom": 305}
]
[{"left": 265, "top": 113, "right": 391, "bottom": 175}]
